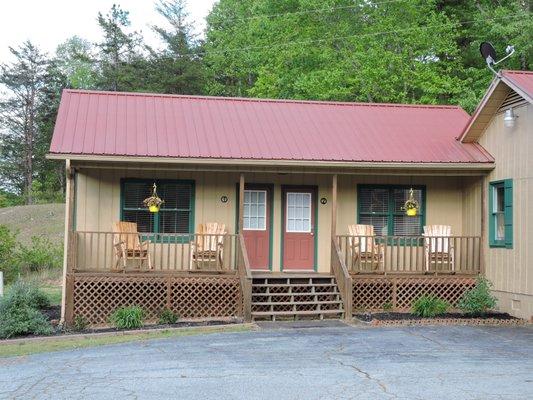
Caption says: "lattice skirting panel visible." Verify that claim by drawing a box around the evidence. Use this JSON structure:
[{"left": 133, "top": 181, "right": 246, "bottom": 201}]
[
  {"left": 69, "top": 273, "right": 242, "bottom": 325},
  {"left": 352, "top": 276, "right": 477, "bottom": 312}
]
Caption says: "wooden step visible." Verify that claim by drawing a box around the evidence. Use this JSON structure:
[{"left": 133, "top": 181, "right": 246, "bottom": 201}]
[
  {"left": 251, "top": 309, "right": 343, "bottom": 317},
  {"left": 252, "top": 300, "right": 343, "bottom": 306},
  {"left": 252, "top": 291, "right": 339, "bottom": 297},
  {"left": 252, "top": 283, "right": 336, "bottom": 288},
  {"left": 252, "top": 273, "right": 334, "bottom": 279}
]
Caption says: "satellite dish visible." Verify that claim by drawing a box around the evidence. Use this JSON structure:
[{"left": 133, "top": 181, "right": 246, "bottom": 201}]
[
  {"left": 479, "top": 41, "right": 515, "bottom": 75},
  {"left": 480, "top": 42, "right": 497, "bottom": 65}
]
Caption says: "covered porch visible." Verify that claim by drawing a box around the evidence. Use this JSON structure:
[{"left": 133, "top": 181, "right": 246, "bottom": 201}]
[{"left": 62, "top": 160, "right": 488, "bottom": 324}]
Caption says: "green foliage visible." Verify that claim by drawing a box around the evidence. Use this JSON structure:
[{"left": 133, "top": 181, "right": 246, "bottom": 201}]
[
  {"left": 73, "top": 315, "right": 89, "bottom": 332},
  {"left": 458, "top": 276, "right": 497, "bottom": 316},
  {"left": 382, "top": 302, "right": 393, "bottom": 312},
  {"left": 158, "top": 308, "right": 179, "bottom": 324},
  {"left": 412, "top": 295, "right": 448, "bottom": 318},
  {"left": 17, "top": 236, "right": 63, "bottom": 273},
  {"left": 110, "top": 306, "right": 145, "bottom": 329},
  {"left": 204, "top": 0, "right": 532, "bottom": 112},
  {"left": 0, "top": 225, "right": 20, "bottom": 283},
  {"left": 0, "top": 281, "right": 52, "bottom": 339}
]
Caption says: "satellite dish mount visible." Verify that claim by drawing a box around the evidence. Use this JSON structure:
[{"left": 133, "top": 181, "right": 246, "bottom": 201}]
[{"left": 480, "top": 42, "right": 515, "bottom": 75}]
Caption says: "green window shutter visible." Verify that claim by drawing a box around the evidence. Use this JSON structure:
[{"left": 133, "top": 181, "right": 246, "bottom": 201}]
[
  {"left": 488, "top": 183, "right": 495, "bottom": 247},
  {"left": 504, "top": 179, "right": 513, "bottom": 249}
]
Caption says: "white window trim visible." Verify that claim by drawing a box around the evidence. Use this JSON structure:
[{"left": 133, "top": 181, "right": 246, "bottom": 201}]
[{"left": 286, "top": 192, "right": 312, "bottom": 233}]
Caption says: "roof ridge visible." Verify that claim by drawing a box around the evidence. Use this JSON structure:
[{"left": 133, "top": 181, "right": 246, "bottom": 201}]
[
  {"left": 62, "top": 89, "right": 463, "bottom": 110},
  {"left": 502, "top": 69, "right": 533, "bottom": 75}
]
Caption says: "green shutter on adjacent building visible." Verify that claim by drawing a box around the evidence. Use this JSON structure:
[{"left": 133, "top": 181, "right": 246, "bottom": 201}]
[{"left": 504, "top": 179, "right": 513, "bottom": 249}]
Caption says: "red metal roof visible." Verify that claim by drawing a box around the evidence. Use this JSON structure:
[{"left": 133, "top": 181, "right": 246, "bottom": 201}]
[
  {"left": 501, "top": 70, "right": 533, "bottom": 101},
  {"left": 49, "top": 89, "right": 493, "bottom": 164}
]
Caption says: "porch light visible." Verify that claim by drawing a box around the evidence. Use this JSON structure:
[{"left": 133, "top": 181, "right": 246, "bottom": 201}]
[
  {"left": 503, "top": 108, "right": 517, "bottom": 128},
  {"left": 143, "top": 183, "right": 164, "bottom": 213},
  {"left": 402, "top": 188, "right": 419, "bottom": 217}
]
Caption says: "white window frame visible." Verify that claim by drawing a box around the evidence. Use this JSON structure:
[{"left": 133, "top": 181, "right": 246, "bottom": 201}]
[
  {"left": 286, "top": 192, "right": 312, "bottom": 233},
  {"left": 243, "top": 190, "right": 267, "bottom": 231}
]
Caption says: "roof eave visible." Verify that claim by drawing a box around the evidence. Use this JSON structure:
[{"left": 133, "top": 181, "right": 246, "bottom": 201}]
[{"left": 46, "top": 153, "right": 495, "bottom": 171}]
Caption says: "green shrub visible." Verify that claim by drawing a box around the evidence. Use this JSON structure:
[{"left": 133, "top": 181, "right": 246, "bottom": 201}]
[
  {"left": 0, "top": 225, "right": 19, "bottom": 283},
  {"left": 17, "top": 236, "right": 63, "bottom": 273},
  {"left": 73, "top": 315, "right": 89, "bottom": 331},
  {"left": 412, "top": 295, "right": 448, "bottom": 318},
  {"left": 382, "top": 302, "right": 393, "bottom": 312},
  {"left": 110, "top": 306, "right": 144, "bottom": 329},
  {"left": 0, "top": 281, "right": 52, "bottom": 339},
  {"left": 158, "top": 308, "right": 178, "bottom": 324},
  {"left": 458, "top": 276, "right": 497, "bottom": 316}
]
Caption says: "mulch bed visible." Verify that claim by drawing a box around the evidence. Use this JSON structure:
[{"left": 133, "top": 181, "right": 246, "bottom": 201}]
[
  {"left": 354, "top": 311, "right": 525, "bottom": 326},
  {"left": 8, "top": 305, "right": 240, "bottom": 339}
]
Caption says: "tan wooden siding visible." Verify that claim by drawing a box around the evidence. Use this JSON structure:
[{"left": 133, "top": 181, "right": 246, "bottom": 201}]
[
  {"left": 75, "top": 169, "right": 478, "bottom": 274},
  {"left": 477, "top": 103, "right": 533, "bottom": 319}
]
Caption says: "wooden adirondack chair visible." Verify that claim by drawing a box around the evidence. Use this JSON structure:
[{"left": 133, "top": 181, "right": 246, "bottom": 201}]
[
  {"left": 348, "top": 224, "right": 384, "bottom": 271},
  {"left": 423, "top": 225, "right": 455, "bottom": 272},
  {"left": 113, "top": 222, "right": 152, "bottom": 270},
  {"left": 190, "top": 223, "right": 227, "bottom": 270}
]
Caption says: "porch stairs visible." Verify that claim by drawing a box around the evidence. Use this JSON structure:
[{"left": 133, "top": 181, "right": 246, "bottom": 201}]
[{"left": 251, "top": 274, "right": 344, "bottom": 321}]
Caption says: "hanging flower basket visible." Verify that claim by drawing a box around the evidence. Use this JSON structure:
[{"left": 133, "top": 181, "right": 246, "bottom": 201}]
[
  {"left": 402, "top": 188, "right": 419, "bottom": 217},
  {"left": 143, "top": 183, "right": 164, "bottom": 213}
]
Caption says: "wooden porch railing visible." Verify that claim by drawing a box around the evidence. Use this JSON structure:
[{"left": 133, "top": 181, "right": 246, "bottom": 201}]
[
  {"left": 331, "top": 237, "right": 353, "bottom": 319},
  {"left": 336, "top": 235, "right": 481, "bottom": 275},
  {"left": 237, "top": 233, "right": 252, "bottom": 321},
  {"left": 72, "top": 231, "right": 242, "bottom": 272}
]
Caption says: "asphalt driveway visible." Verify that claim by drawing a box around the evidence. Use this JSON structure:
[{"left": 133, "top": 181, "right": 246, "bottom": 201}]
[{"left": 0, "top": 323, "right": 531, "bottom": 400}]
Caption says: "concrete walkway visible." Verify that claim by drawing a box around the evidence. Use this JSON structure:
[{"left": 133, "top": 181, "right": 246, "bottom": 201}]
[{"left": 0, "top": 323, "right": 531, "bottom": 399}]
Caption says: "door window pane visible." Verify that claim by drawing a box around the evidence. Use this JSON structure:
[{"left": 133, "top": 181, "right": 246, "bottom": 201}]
[
  {"left": 286, "top": 192, "right": 312, "bottom": 233},
  {"left": 243, "top": 190, "right": 267, "bottom": 231}
]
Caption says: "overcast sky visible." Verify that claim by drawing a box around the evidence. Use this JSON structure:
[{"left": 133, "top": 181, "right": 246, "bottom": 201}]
[{"left": 0, "top": 0, "right": 218, "bottom": 62}]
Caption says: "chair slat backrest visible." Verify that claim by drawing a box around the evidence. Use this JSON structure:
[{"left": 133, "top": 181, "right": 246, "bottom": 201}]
[
  {"left": 348, "top": 224, "right": 375, "bottom": 253},
  {"left": 113, "top": 221, "right": 141, "bottom": 249},
  {"left": 423, "top": 225, "right": 452, "bottom": 253},
  {"left": 195, "top": 223, "right": 226, "bottom": 252}
]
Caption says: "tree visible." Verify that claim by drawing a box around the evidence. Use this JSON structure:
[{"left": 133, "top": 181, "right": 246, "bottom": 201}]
[
  {"left": 0, "top": 41, "right": 48, "bottom": 204},
  {"left": 96, "top": 4, "right": 143, "bottom": 91},
  {"left": 145, "top": 0, "right": 205, "bottom": 94},
  {"left": 203, "top": 0, "right": 532, "bottom": 111},
  {"left": 55, "top": 36, "right": 98, "bottom": 90}
]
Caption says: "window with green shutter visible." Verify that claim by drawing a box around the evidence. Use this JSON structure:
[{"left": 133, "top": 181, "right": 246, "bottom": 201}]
[
  {"left": 121, "top": 179, "right": 194, "bottom": 238},
  {"left": 357, "top": 185, "right": 426, "bottom": 236},
  {"left": 489, "top": 179, "right": 513, "bottom": 248}
]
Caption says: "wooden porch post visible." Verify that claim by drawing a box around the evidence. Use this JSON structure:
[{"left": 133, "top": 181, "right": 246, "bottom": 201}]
[
  {"left": 480, "top": 176, "right": 487, "bottom": 275},
  {"left": 238, "top": 173, "right": 245, "bottom": 233},
  {"left": 61, "top": 160, "right": 76, "bottom": 326},
  {"left": 331, "top": 174, "right": 338, "bottom": 273}
]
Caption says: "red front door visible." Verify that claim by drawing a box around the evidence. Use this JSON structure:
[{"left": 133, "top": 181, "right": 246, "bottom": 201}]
[
  {"left": 242, "top": 187, "right": 270, "bottom": 270},
  {"left": 283, "top": 188, "right": 316, "bottom": 270}
]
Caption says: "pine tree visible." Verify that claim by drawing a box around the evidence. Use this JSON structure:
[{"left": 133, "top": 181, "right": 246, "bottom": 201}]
[
  {"left": 0, "top": 41, "right": 48, "bottom": 204},
  {"left": 96, "top": 4, "right": 143, "bottom": 91},
  {"left": 146, "top": 0, "right": 205, "bottom": 94}
]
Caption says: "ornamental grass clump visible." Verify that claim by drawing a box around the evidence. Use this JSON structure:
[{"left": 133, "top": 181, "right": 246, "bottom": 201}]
[
  {"left": 458, "top": 276, "right": 497, "bottom": 316},
  {"left": 110, "top": 306, "right": 145, "bottom": 329},
  {"left": 412, "top": 295, "right": 448, "bottom": 318},
  {"left": 0, "top": 281, "right": 52, "bottom": 339},
  {"left": 158, "top": 308, "right": 178, "bottom": 325}
]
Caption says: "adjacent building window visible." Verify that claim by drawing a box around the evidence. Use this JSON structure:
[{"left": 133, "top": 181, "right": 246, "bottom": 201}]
[
  {"left": 243, "top": 190, "right": 267, "bottom": 230},
  {"left": 358, "top": 185, "right": 425, "bottom": 236},
  {"left": 121, "top": 179, "right": 194, "bottom": 234},
  {"left": 489, "top": 180, "right": 513, "bottom": 248}
]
